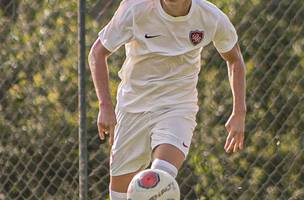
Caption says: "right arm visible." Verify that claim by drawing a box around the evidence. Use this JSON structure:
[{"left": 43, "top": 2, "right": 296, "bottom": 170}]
[
  {"left": 88, "top": 39, "right": 116, "bottom": 144},
  {"left": 89, "top": 1, "right": 133, "bottom": 144}
]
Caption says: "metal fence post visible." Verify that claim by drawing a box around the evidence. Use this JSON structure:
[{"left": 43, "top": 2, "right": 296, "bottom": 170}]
[{"left": 78, "top": 0, "right": 88, "bottom": 199}]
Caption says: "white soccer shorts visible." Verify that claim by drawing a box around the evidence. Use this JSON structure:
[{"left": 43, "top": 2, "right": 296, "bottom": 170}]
[{"left": 110, "top": 107, "right": 197, "bottom": 176}]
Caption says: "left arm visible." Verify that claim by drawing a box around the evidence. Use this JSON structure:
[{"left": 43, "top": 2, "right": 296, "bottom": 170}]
[{"left": 220, "top": 44, "right": 246, "bottom": 153}]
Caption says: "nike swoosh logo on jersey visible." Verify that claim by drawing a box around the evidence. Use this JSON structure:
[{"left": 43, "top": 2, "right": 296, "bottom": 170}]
[
  {"left": 145, "top": 34, "right": 161, "bottom": 39},
  {"left": 183, "top": 142, "right": 189, "bottom": 148}
]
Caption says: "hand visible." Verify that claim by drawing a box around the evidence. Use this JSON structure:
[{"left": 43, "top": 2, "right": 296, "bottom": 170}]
[
  {"left": 224, "top": 113, "right": 245, "bottom": 153},
  {"left": 97, "top": 101, "right": 117, "bottom": 145}
]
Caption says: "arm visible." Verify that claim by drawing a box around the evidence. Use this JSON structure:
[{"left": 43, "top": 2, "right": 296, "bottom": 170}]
[
  {"left": 88, "top": 39, "right": 116, "bottom": 144},
  {"left": 220, "top": 44, "right": 246, "bottom": 153},
  {"left": 89, "top": 1, "right": 133, "bottom": 145}
]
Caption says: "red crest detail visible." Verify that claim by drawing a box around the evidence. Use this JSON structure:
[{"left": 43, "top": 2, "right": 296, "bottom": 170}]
[
  {"left": 138, "top": 171, "right": 160, "bottom": 189},
  {"left": 189, "top": 30, "right": 204, "bottom": 46}
]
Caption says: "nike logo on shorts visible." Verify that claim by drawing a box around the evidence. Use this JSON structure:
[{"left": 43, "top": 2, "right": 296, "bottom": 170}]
[
  {"left": 145, "top": 34, "right": 161, "bottom": 39},
  {"left": 183, "top": 142, "right": 189, "bottom": 148}
]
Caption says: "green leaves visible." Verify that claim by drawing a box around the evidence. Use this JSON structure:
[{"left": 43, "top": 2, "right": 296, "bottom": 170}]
[{"left": 1, "top": 0, "right": 304, "bottom": 199}]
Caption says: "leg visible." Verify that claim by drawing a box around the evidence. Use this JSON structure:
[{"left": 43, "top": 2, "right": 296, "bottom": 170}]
[
  {"left": 151, "top": 144, "right": 185, "bottom": 178},
  {"left": 152, "top": 143, "right": 185, "bottom": 170},
  {"left": 110, "top": 172, "right": 138, "bottom": 193},
  {"left": 150, "top": 112, "right": 197, "bottom": 178},
  {"left": 110, "top": 144, "right": 185, "bottom": 199},
  {"left": 110, "top": 159, "right": 149, "bottom": 200},
  {"left": 109, "top": 170, "right": 140, "bottom": 200},
  {"left": 109, "top": 109, "right": 152, "bottom": 200}
]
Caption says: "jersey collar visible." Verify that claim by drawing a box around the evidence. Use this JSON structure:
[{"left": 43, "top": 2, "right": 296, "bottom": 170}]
[{"left": 157, "top": 0, "right": 195, "bottom": 22}]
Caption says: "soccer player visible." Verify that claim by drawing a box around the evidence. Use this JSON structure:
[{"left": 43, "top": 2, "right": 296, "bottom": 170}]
[{"left": 88, "top": 0, "right": 246, "bottom": 199}]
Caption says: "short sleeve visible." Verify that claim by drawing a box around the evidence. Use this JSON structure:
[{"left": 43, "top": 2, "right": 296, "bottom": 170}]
[
  {"left": 213, "top": 12, "right": 238, "bottom": 53},
  {"left": 98, "top": 1, "right": 133, "bottom": 52}
]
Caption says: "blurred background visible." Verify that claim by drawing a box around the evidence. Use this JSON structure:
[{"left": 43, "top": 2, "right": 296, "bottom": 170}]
[{"left": 0, "top": 0, "right": 304, "bottom": 199}]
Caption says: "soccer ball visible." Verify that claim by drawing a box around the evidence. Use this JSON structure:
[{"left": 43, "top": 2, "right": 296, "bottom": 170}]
[{"left": 127, "top": 169, "right": 180, "bottom": 200}]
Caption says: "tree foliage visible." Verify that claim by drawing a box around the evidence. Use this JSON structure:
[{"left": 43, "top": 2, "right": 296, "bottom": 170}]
[{"left": 0, "top": 0, "right": 303, "bottom": 199}]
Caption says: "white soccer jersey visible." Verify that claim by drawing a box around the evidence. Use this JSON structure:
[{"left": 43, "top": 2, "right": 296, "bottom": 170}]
[{"left": 99, "top": 0, "right": 238, "bottom": 113}]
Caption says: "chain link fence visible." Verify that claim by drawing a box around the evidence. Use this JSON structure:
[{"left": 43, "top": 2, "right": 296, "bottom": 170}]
[
  {"left": 1, "top": 0, "right": 304, "bottom": 199},
  {"left": 0, "top": 0, "right": 79, "bottom": 199}
]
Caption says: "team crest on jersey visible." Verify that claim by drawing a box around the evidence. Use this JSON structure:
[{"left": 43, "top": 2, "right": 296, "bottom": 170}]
[{"left": 189, "top": 30, "right": 204, "bottom": 46}]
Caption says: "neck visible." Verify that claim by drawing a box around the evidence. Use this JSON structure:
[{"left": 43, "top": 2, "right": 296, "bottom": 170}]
[{"left": 160, "top": 0, "right": 192, "bottom": 17}]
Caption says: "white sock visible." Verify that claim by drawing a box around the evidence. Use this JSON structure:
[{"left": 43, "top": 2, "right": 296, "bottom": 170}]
[
  {"left": 151, "top": 159, "right": 178, "bottom": 178},
  {"left": 110, "top": 190, "right": 127, "bottom": 200}
]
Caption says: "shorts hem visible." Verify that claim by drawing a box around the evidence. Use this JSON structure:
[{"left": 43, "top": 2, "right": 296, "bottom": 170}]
[
  {"left": 110, "top": 160, "right": 151, "bottom": 177},
  {"left": 151, "top": 141, "right": 189, "bottom": 158}
]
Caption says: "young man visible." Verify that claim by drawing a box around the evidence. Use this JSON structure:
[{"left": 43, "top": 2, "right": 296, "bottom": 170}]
[{"left": 88, "top": 0, "right": 246, "bottom": 199}]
